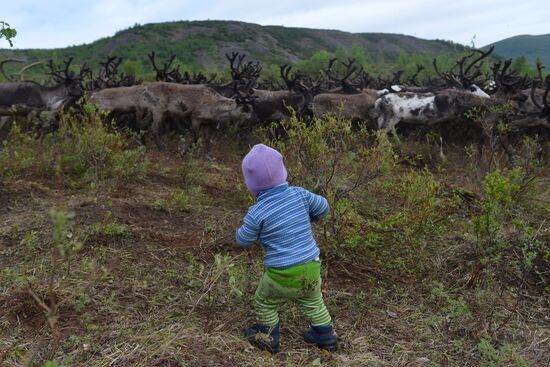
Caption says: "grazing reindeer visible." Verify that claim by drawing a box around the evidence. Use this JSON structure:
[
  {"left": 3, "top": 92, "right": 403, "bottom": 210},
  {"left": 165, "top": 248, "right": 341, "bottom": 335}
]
[{"left": 89, "top": 82, "right": 256, "bottom": 148}]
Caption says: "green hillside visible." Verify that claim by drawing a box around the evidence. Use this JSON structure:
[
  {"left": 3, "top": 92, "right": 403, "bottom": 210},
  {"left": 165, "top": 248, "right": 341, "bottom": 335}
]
[
  {"left": 488, "top": 33, "right": 550, "bottom": 67},
  {"left": 0, "top": 20, "right": 470, "bottom": 81}
]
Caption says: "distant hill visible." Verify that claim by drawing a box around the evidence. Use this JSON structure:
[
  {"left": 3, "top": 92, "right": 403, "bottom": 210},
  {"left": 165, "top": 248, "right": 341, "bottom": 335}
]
[
  {"left": 0, "top": 20, "right": 468, "bottom": 80},
  {"left": 488, "top": 34, "right": 550, "bottom": 67}
]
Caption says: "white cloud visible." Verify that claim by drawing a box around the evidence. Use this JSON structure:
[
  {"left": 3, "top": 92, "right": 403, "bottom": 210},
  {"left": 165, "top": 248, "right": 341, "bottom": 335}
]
[{"left": 1, "top": 0, "right": 549, "bottom": 49}]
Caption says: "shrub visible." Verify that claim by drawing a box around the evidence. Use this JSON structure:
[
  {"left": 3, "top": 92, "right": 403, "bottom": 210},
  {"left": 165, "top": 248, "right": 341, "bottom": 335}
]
[
  {"left": 0, "top": 122, "right": 53, "bottom": 178},
  {"left": 478, "top": 337, "right": 528, "bottom": 367},
  {"left": 56, "top": 109, "right": 149, "bottom": 184},
  {"left": 263, "top": 113, "right": 453, "bottom": 275},
  {"left": 0, "top": 109, "right": 148, "bottom": 185},
  {"left": 428, "top": 280, "right": 473, "bottom": 332},
  {"left": 267, "top": 113, "right": 395, "bottom": 242},
  {"left": 471, "top": 167, "right": 549, "bottom": 286}
]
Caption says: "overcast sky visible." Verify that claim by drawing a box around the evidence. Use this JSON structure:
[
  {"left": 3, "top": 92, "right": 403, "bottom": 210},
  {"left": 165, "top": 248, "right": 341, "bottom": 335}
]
[{"left": 2, "top": 0, "right": 549, "bottom": 49}]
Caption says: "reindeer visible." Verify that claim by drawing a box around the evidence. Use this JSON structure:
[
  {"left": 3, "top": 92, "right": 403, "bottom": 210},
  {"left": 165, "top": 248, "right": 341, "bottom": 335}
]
[
  {"left": 312, "top": 90, "right": 384, "bottom": 127},
  {"left": 209, "top": 52, "right": 262, "bottom": 98},
  {"left": 374, "top": 87, "right": 492, "bottom": 136},
  {"left": 374, "top": 48, "right": 496, "bottom": 135},
  {"left": 89, "top": 82, "right": 256, "bottom": 149},
  {"left": 0, "top": 58, "right": 86, "bottom": 116},
  {"left": 249, "top": 64, "right": 320, "bottom": 123},
  {"left": 311, "top": 58, "right": 385, "bottom": 124}
]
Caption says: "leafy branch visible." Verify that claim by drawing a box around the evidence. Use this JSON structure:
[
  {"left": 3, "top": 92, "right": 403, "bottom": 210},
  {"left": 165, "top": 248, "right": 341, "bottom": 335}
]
[{"left": 0, "top": 21, "right": 17, "bottom": 47}]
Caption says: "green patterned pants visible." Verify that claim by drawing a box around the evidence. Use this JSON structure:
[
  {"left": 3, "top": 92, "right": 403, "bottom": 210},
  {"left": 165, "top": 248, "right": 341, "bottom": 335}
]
[{"left": 254, "top": 260, "right": 332, "bottom": 327}]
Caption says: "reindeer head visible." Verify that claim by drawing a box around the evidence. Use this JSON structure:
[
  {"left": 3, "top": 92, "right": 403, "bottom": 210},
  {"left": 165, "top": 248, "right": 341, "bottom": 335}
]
[{"left": 46, "top": 58, "right": 89, "bottom": 100}]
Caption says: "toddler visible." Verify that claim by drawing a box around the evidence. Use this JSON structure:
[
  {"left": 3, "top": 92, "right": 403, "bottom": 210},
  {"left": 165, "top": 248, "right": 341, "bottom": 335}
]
[{"left": 236, "top": 144, "right": 337, "bottom": 354}]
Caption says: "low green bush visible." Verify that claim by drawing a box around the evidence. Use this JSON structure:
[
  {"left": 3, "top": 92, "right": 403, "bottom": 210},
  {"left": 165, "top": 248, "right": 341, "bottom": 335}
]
[
  {"left": 0, "top": 108, "right": 149, "bottom": 185},
  {"left": 264, "top": 113, "right": 454, "bottom": 275},
  {"left": 470, "top": 167, "right": 549, "bottom": 286}
]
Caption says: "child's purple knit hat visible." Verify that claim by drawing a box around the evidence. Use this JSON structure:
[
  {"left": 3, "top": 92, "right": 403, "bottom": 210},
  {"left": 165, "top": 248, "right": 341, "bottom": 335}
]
[{"left": 242, "top": 144, "right": 288, "bottom": 196}]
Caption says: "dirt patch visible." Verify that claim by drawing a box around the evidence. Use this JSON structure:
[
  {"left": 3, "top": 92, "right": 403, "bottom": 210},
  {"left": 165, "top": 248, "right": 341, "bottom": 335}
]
[
  {"left": 0, "top": 290, "right": 84, "bottom": 337},
  {"left": 0, "top": 290, "right": 43, "bottom": 327},
  {"left": 0, "top": 180, "right": 53, "bottom": 209}
]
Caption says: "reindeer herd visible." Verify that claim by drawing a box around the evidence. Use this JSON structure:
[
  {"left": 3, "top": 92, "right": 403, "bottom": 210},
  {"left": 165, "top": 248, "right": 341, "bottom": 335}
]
[{"left": 0, "top": 46, "right": 549, "bottom": 148}]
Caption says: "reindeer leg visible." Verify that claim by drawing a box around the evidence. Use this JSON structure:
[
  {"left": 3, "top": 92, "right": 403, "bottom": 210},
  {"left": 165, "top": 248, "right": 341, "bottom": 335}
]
[
  {"left": 499, "top": 133, "right": 515, "bottom": 166},
  {"left": 0, "top": 116, "right": 10, "bottom": 131},
  {"left": 202, "top": 124, "right": 212, "bottom": 154},
  {"left": 151, "top": 109, "right": 166, "bottom": 150},
  {"left": 385, "top": 117, "right": 400, "bottom": 143},
  {"left": 136, "top": 108, "right": 152, "bottom": 146}
]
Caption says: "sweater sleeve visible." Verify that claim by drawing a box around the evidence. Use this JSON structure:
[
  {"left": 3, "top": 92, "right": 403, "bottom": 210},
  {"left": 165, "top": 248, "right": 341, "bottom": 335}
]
[
  {"left": 235, "top": 211, "right": 261, "bottom": 248},
  {"left": 301, "top": 188, "right": 330, "bottom": 220}
]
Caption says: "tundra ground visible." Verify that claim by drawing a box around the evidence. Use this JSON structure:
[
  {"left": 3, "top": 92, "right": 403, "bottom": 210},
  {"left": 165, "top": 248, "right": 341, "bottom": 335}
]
[{"left": 1, "top": 121, "right": 549, "bottom": 367}]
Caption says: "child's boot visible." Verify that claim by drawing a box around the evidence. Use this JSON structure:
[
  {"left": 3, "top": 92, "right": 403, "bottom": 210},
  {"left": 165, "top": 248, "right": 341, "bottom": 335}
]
[
  {"left": 244, "top": 323, "right": 280, "bottom": 354},
  {"left": 304, "top": 324, "right": 337, "bottom": 352}
]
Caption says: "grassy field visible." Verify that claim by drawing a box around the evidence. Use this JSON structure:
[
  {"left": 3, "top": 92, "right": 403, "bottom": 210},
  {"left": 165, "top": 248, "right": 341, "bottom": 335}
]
[{"left": 0, "top": 112, "right": 549, "bottom": 366}]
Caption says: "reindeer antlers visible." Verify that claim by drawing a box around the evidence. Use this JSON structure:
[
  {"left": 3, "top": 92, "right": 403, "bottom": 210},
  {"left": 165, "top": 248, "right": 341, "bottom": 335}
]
[
  {"left": 0, "top": 58, "right": 25, "bottom": 81},
  {"left": 148, "top": 51, "right": 181, "bottom": 83},
  {"left": 225, "top": 52, "right": 262, "bottom": 82},
  {"left": 531, "top": 73, "right": 550, "bottom": 114},
  {"left": 434, "top": 46, "right": 494, "bottom": 89},
  {"left": 325, "top": 57, "right": 364, "bottom": 93},
  {"left": 46, "top": 57, "right": 89, "bottom": 86}
]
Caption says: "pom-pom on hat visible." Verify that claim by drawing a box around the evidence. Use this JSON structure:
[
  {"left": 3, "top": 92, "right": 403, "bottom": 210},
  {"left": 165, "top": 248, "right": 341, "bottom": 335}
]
[{"left": 242, "top": 144, "right": 288, "bottom": 196}]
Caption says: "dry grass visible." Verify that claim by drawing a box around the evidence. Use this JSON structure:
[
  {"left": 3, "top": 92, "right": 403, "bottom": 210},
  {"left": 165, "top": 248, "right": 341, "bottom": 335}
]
[{"left": 1, "top": 134, "right": 549, "bottom": 367}]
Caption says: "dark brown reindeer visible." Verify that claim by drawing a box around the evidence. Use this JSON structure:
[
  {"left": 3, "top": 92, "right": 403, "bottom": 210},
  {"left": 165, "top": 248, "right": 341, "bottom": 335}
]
[
  {"left": 489, "top": 60, "right": 549, "bottom": 125},
  {"left": 0, "top": 58, "right": 87, "bottom": 116},
  {"left": 248, "top": 64, "right": 320, "bottom": 123}
]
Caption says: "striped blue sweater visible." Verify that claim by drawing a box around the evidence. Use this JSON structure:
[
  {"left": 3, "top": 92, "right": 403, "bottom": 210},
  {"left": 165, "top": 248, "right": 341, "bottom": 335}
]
[{"left": 236, "top": 182, "right": 329, "bottom": 269}]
